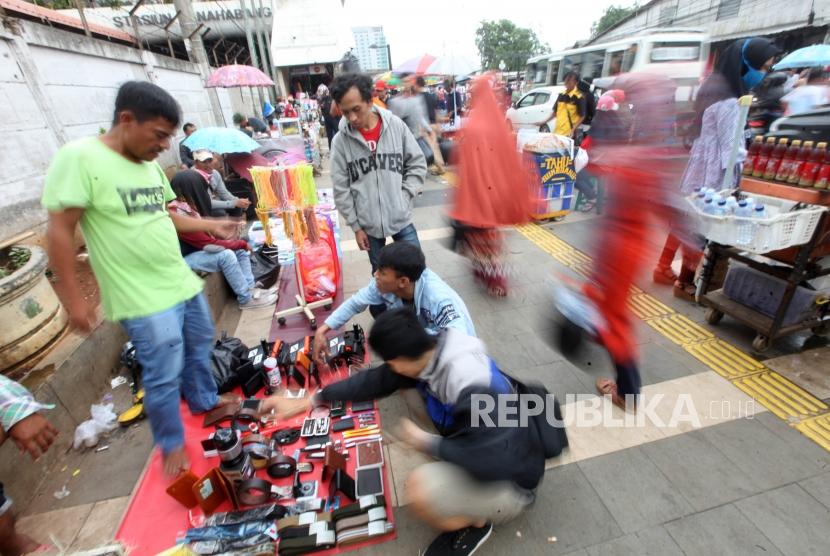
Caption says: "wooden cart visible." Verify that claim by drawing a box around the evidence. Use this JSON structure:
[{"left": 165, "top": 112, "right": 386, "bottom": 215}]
[{"left": 698, "top": 178, "right": 830, "bottom": 352}]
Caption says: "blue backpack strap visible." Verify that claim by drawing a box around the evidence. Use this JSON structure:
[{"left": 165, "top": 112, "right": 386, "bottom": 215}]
[{"left": 488, "top": 358, "right": 513, "bottom": 394}]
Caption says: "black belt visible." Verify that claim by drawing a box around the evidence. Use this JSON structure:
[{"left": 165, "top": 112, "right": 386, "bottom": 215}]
[
  {"left": 331, "top": 495, "right": 386, "bottom": 522},
  {"left": 334, "top": 506, "right": 387, "bottom": 533},
  {"left": 267, "top": 453, "right": 297, "bottom": 479},
  {"left": 277, "top": 530, "right": 336, "bottom": 556},
  {"left": 237, "top": 477, "right": 280, "bottom": 506}
]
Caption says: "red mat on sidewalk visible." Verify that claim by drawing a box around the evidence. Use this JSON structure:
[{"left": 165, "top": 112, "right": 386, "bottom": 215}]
[{"left": 115, "top": 382, "right": 395, "bottom": 554}]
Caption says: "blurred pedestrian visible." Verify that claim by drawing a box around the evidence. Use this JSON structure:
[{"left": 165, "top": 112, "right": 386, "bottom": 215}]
[
  {"left": 653, "top": 37, "right": 780, "bottom": 299},
  {"left": 329, "top": 72, "right": 426, "bottom": 277},
  {"left": 450, "top": 75, "right": 534, "bottom": 296},
  {"left": 782, "top": 67, "right": 829, "bottom": 115},
  {"left": 373, "top": 80, "right": 390, "bottom": 109},
  {"left": 317, "top": 84, "right": 340, "bottom": 149}
]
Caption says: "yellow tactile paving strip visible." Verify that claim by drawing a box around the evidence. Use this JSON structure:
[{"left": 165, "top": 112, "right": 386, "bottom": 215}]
[{"left": 516, "top": 223, "right": 830, "bottom": 452}]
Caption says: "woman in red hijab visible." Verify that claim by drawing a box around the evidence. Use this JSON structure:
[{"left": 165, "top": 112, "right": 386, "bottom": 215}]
[{"left": 449, "top": 74, "right": 535, "bottom": 296}]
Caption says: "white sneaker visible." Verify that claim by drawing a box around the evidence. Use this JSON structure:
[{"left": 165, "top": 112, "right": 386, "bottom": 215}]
[
  {"left": 239, "top": 292, "right": 277, "bottom": 310},
  {"left": 253, "top": 286, "right": 278, "bottom": 297}
]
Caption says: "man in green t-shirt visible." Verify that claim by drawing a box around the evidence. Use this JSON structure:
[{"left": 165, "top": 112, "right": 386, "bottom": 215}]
[{"left": 43, "top": 81, "right": 239, "bottom": 476}]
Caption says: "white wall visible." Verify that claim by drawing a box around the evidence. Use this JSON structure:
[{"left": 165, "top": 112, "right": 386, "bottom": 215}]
[{"left": 0, "top": 18, "right": 228, "bottom": 240}]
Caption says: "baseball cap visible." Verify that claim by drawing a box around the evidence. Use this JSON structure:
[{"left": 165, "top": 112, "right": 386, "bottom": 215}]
[
  {"left": 193, "top": 150, "right": 213, "bottom": 162},
  {"left": 374, "top": 81, "right": 387, "bottom": 91}
]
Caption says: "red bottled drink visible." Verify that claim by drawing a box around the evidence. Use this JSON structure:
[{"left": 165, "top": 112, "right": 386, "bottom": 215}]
[
  {"left": 743, "top": 136, "right": 763, "bottom": 176},
  {"left": 775, "top": 139, "right": 801, "bottom": 182},
  {"left": 813, "top": 148, "right": 830, "bottom": 189},
  {"left": 799, "top": 142, "right": 827, "bottom": 187},
  {"left": 763, "top": 138, "right": 788, "bottom": 180},
  {"left": 788, "top": 141, "right": 813, "bottom": 185},
  {"left": 752, "top": 136, "right": 776, "bottom": 178}
]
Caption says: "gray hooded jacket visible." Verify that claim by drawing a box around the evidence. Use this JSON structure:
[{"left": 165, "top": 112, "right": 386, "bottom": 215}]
[{"left": 330, "top": 107, "right": 426, "bottom": 238}]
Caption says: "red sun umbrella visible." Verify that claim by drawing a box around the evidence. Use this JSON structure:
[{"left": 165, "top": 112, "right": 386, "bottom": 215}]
[
  {"left": 392, "top": 54, "right": 438, "bottom": 75},
  {"left": 206, "top": 64, "right": 274, "bottom": 88},
  {"left": 226, "top": 151, "right": 272, "bottom": 182}
]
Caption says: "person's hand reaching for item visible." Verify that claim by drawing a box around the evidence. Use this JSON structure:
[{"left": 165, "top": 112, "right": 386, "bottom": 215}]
[
  {"left": 259, "top": 394, "right": 315, "bottom": 420},
  {"left": 354, "top": 229, "right": 370, "bottom": 251},
  {"left": 312, "top": 326, "right": 332, "bottom": 365},
  {"left": 235, "top": 198, "right": 252, "bottom": 209},
  {"left": 9, "top": 413, "right": 58, "bottom": 461},
  {"left": 396, "top": 417, "right": 433, "bottom": 453}
]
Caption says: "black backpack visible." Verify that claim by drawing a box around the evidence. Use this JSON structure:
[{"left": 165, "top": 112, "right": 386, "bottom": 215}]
[{"left": 578, "top": 80, "right": 596, "bottom": 125}]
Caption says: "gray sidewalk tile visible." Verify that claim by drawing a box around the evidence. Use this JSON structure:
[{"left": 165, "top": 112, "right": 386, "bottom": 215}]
[
  {"left": 584, "top": 525, "right": 685, "bottom": 556},
  {"left": 735, "top": 483, "right": 830, "bottom": 556},
  {"left": 665, "top": 504, "right": 784, "bottom": 555},
  {"left": 637, "top": 341, "right": 701, "bottom": 384},
  {"left": 798, "top": 472, "right": 830, "bottom": 510},
  {"left": 578, "top": 447, "right": 694, "bottom": 533},
  {"left": 518, "top": 361, "right": 595, "bottom": 398},
  {"left": 515, "top": 328, "right": 567, "bottom": 366},
  {"left": 752, "top": 412, "right": 830, "bottom": 472},
  {"left": 640, "top": 430, "right": 761, "bottom": 511},
  {"left": 481, "top": 464, "right": 623, "bottom": 555},
  {"left": 699, "top": 418, "right": 829, "bottom": 492}
]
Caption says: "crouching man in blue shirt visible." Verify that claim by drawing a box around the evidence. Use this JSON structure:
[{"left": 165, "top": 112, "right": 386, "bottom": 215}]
[{"left": 312, "top": 241, "right": 475, "bottom": 364}]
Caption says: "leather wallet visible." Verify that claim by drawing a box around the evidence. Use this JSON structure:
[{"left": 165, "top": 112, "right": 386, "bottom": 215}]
[
  {"left": 166, "top": 470, "right": 199, "bottom": 509},
  {"left": 356, "top": 466, "right": 384, "bottom": 498},
  {"left": 328, "top": 468, "right": 355, "bottom": 502},
  {"left": 356, "top": 440, "right": 383, "bottom": 467},
  {"left": 192, "top": 468, "right": 238, "bottom": 514},
  {"left": 202, "top": 403, "right": 240, "bottom": 428},
  {"left": 332, "top": 418, "right": 355, "bottom": 432},
  {"left": 321, "top": 446, "right": 346, "bottom": 482}
]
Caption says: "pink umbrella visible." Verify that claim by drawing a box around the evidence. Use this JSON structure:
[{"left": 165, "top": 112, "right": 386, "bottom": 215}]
[
  {"left": 393, "top": 54, "right": 438, "bottom": 75},
  {"left": 206, "top": 64, "right": 275, "bottom": 88}
]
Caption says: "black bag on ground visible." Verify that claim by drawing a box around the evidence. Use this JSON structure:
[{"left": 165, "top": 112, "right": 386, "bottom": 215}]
[
  {"left": 503, "top": 372, "right": 569, "bottom": 459},
  {"left": 250, "top": 245, "right": 280, "bottom": 289},
  {"left": 416, "top": 137, "right": 435, "bottom": 166},
  {"left": 211, "top": 333, "right": 250, "bottom": 393}
]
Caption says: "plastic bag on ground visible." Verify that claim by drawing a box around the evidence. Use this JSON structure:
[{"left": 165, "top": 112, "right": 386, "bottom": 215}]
[{"left": 73, "top": 403, "right": 118, "bottom": 450}]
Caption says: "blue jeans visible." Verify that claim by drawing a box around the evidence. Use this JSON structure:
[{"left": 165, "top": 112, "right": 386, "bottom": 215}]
[
  {"left": 185, "top": 249, "right": 254, "bottom": 303},
  {"left": 121, "top": 293, "right": 218, "bottom": 454},
  {"left": 367, "top": 223, "right": 421, "bottom": 272}
]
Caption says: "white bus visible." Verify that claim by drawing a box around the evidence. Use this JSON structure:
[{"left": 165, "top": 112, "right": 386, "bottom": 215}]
[{"left": 526, "top": 29, "right": 709, "bottom": 95}]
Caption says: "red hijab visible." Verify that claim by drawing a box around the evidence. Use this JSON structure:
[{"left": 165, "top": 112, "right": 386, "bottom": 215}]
[{"left": 449, "top": 75, "right": 534, "bottom": 227}]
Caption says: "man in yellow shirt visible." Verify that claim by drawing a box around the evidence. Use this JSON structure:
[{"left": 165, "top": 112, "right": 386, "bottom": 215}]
[
  {"left": 539, "top": 71, "right": 587, "bottom": 138},
  {"left": 373, "top": 80, "right": 390, "bottom": 109}
]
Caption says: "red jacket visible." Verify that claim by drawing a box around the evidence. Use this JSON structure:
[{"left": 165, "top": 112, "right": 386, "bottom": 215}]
[{"left": 168, "top": 200, "right": 247, "bottom": 252}]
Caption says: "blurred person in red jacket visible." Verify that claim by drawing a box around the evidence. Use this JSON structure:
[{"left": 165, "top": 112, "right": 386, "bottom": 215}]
[{"left": 449, "top": 74, "right": 535, "bottom": 296}]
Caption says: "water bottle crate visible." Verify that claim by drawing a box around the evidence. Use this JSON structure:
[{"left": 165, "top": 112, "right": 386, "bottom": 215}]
[{"left": 688, "top": 192, "right": 826, "bottom": 254}]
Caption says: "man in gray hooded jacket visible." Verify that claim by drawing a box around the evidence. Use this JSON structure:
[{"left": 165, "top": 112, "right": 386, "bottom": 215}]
[{"left": 329, "top": 73, "right": 427, "bottom": 272}]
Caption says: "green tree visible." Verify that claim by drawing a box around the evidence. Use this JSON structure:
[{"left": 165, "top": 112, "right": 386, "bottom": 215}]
[
  {"left": 475, "top": 20, "right": 549, "bottom": 72},
  {"left": 591, "top": 4, "right": 638, "bottom": 37}
]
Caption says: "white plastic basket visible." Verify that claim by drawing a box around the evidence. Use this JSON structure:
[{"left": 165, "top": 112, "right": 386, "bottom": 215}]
[{"left": 688, "top": 192, "right": 826, "bottom": 254}]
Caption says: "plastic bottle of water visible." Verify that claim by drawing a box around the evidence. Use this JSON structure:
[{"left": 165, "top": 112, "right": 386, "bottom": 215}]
[
  {"left": 725, "top": 196, "right": 738, "bottom": 215},
  {"left": 754, "top": 204, "right": 766, "bottom": 219},
  {"left": 715, "top": 198, "right": 729, "bottom": 216},
  {"left": 734, "top": 200, "right": 753, "bottom": 246},
  {"left": 702, "top": 198, "right": 716, "bottom": 215},
  {"left": 695, "top": 190, "right": 707, "bottom": 209}
]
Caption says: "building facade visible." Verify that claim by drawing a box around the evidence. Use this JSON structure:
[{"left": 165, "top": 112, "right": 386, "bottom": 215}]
[
  {"left": 588, "top": 0, "right": 830, "bottom": 54},
  {"left": 352, "top": 26, "right": 389, "bottom": 73}
]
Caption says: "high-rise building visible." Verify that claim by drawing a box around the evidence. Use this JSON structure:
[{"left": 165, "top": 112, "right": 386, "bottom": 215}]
[{"left": 352, "top": 26, "right": 389, "bottom": 72}]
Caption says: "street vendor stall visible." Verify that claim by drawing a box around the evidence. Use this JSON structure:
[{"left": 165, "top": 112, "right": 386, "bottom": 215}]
[
  {"left": 693, "top": 97, "right": 830, "bottom": 352},
  {"left": 115, "top": 333, "right": 397, "bottom": 555}
]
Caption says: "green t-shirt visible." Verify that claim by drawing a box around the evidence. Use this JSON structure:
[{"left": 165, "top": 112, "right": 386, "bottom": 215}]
[{"left": 42, "top": 137, "right": 203, "bottom": 321}]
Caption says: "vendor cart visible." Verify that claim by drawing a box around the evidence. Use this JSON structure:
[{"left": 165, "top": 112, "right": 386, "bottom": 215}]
[{"left": 697, "top": 179, "right": 830, "bottom": 352}]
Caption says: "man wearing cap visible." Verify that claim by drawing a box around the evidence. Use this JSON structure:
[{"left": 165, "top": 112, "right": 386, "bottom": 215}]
[
  {"left": 192, "top": 150, "right": 251, "bottom": 217},
  {"left": 373, "top": 81, "right": 390, "bottom": 109}
]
